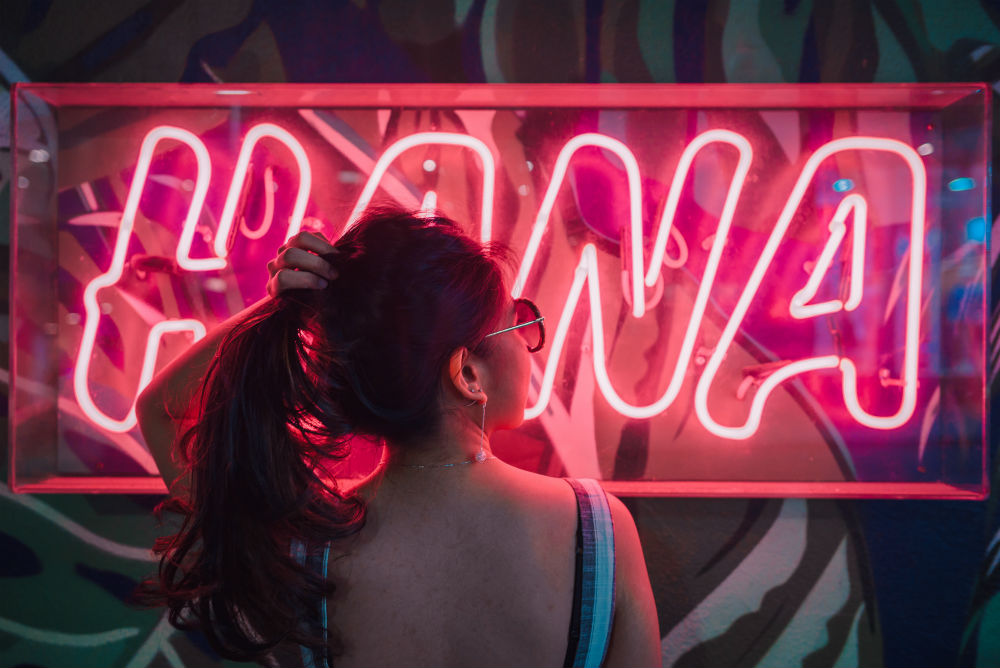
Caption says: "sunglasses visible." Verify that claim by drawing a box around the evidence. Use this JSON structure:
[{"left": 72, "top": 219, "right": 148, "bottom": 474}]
[{"left": 483, "top": 297, "right": 545, "bottom": 353}]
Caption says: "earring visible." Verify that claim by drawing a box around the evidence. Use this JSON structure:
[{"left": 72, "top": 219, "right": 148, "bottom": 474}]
[
  {"left": 475, "top": 400, "right": 489, "bottom": 462},
  {"left": 463, "top": 388, "right": 481, "bottom": 407}
]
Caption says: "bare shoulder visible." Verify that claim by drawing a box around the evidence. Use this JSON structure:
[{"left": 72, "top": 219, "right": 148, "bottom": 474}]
[{"left": 490, "top": 463, "right": 578, "bottom": 512}]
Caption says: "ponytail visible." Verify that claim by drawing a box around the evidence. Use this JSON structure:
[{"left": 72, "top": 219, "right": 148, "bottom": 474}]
[
  {"left": 140, "top": 291, "right": 364, "bottom": 662},
  {"left": 138, "top": 208, "right": 510, "bottom": 664}
]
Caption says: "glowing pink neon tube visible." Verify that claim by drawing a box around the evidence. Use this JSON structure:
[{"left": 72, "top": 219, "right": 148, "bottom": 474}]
[
  {"left": 75, "top": 124, "right": 928, "bottom": 442},
  {"left": 73, "top": 126, "right": 212, "bottom": 432},
  {"left": 298, "top": 109, "right": 421, "bottom": 211},
  {"left": 239, "top": 165, "right": 276, "bottom": 240},
  {"left": 520, "top": 130, "right": 753, "bottom": 419},
  {"left": 695, "top": 137, "right": 926, "bottom": 438},
  {"left": 790, "top": 193, "right": 868, "bottom": 319},
  {"left": 346, "top": 132, "right": 497, "bottom": 242},
  {"left": 512, "top": 133, "right": 648, "bottom": 317},
  {"left": 212, "top": 123, "right": 312, "bottom": 262}
]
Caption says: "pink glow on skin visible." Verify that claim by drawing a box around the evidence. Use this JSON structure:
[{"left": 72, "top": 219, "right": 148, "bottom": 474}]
[
  {"left": 132, "top": 319, "right": 208, "bottom": 420},
  {"left": 346, "top": 132, "right": 496, "bottom": 242},
  {"left": 790, "top": 193, "right": 868, "bottom": 318},
  {"left": 695, "top": 137, "right": 926, "bottom": 438}
]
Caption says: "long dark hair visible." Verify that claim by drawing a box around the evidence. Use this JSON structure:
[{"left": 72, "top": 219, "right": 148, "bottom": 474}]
[{"left": 138, "top": 209, "right": 510, "bottom": 663}]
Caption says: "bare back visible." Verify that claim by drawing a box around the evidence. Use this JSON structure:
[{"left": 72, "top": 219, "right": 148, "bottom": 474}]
[{"left": 327, "top": 461, "right": 579, "bottom": 667}]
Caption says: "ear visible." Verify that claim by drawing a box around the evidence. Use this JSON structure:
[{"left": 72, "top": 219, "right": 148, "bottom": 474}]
[{"left": 446, "top": 347, "right": 487, "bottom": 405}]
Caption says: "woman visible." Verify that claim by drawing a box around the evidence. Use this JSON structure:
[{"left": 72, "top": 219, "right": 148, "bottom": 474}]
[{"left": 136, "top": 209, "right": 661, "bottom": 667}]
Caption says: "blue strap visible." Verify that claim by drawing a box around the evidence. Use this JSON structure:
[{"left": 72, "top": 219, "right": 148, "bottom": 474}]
[
  {"left": 564, "top": 478, "right": 616, "bottom": 668},
  {"left": 290, "top": 539, "right": 331, "bottom": 668}
]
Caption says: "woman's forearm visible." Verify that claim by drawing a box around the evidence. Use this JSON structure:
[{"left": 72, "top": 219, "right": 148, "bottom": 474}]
[
  {"left": 136, "top": 231, "right": 334, "bottom": 486},
  {"left": 136, "top": 296, "right": 270, "bottom": 487},
  {"left": 136, "top": 296, "right": 270, "bottom": 421}
]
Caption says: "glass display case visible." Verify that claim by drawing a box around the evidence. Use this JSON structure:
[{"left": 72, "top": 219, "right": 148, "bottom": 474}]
[{"left": 10, "top": 83, "right": 989, "bottom": 497}]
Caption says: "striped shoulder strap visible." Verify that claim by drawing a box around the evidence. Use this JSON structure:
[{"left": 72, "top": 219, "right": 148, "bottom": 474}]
[
  {"left": 290, "top": 538, "right": 331, "bottom": 668},
  {"left": 563, "top": 478, "right": 616, "bottom": 668}
]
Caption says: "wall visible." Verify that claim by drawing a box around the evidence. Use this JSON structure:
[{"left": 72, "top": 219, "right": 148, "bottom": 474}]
[{"left": 0, "top": 1, "right": 998, "bottom": 666}]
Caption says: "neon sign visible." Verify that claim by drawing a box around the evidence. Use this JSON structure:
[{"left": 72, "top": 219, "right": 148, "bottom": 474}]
[
  {"left": 10, "top": 84, "right": 988, "bottom": 497},
  {"left": 74, "top": 127, "right": 927, "bottom": 439},
  {"left": 72, "top": 123, "right": 310, "bottom": 432}
]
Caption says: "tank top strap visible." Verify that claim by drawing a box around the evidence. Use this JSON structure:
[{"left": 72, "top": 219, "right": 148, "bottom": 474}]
[
  {"left": 290, "top": 538, "right": 331, "bottom": 668},
  {"left": 563, "top": 477, "right": 616, "bottom": 668}
]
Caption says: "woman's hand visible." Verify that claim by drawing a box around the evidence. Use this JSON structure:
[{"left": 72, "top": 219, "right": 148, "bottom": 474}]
[
  {"left": 266, "top": 231, "right": 339, "bottom": 297},
  {"left": 138, "top": 230, "right": 340, "bottom": 491}
]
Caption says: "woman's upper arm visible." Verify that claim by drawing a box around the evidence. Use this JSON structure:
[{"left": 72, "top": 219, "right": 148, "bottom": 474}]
[
  {"left": 135, "top": 389, "right": 184, "bottom": 490},
  {"left": 604, "top": 493, "right": 662, "bottom": 668}
]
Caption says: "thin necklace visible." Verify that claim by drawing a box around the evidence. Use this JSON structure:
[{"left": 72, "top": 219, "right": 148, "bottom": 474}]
[
  {"left": 399, "top": 450, "right": 497, "bottom": 469},
  {"left": 399, "top": 401, "right": 494, "bottom": 469}
]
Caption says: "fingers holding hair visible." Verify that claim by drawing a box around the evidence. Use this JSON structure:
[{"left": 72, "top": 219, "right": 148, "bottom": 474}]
[
  {"left": 287, "top": 230, "right": 335, "bottom": 254},
  {"left": 267, "top": 263, "right": 332, "bottom": 298},
  {"left": 266, "top": 231, "right": 339, "bottom": 298}
]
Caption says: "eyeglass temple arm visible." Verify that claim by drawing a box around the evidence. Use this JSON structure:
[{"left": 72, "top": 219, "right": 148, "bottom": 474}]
[{"left": 483, "top": 316, "right": 545, "bottom": 338}]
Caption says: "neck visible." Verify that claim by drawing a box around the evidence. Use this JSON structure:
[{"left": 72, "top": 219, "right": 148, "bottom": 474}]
[{"left": 384, "top": 404, "right": 493, "bottom": 470}]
